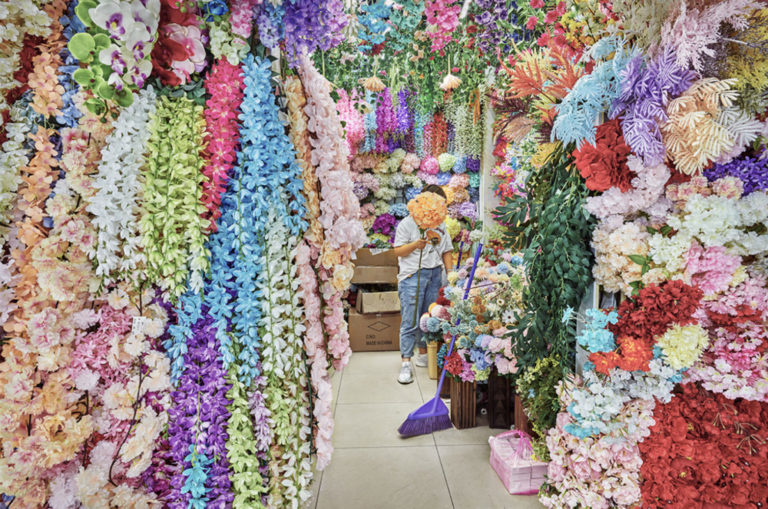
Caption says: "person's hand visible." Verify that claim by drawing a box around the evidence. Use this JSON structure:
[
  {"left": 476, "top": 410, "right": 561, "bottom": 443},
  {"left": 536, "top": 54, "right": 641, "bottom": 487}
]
[{"left": 414, "top": 238, "right": 427, "bottom": 250}]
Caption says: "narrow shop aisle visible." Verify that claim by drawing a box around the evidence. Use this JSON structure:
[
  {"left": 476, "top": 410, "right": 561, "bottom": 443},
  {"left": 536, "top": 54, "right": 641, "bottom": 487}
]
[{"left": 310, "top": 351, "right": 546, "bottom": 509}]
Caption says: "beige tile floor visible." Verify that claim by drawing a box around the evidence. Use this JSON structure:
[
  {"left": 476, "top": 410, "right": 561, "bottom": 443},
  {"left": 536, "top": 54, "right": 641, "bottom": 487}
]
[{"left": 310, "top": 351, "right": 545, "bottom": 509}]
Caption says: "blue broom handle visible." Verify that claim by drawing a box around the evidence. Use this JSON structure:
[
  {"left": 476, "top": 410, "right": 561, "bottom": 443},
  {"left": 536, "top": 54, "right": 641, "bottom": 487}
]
[
  {"left": 455, "top": 241, "right": 464, "bottom": 269},
  {"left": 434, "top": 243, "right": 483, "bottom": 401}
]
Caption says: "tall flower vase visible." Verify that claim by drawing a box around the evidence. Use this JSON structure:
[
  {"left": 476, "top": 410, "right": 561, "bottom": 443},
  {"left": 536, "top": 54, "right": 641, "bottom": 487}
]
[
  {"left": 427, "top": 342, "right": 439, "bottom": 379},
  {"left": 450, "top": 379, "right": 477, "bottom": 429}
]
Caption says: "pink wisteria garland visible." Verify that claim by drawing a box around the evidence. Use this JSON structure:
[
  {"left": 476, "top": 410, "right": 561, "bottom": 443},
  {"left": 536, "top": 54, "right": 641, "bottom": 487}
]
[
  {"left": 298, "top": 54, "right": 366, "bottom": 370},
  {"left": 201, "top": 59, "right": 245, "bottom": 232},
  {"left": 285, "top": 74, "right": 335, "bottom": 469}
]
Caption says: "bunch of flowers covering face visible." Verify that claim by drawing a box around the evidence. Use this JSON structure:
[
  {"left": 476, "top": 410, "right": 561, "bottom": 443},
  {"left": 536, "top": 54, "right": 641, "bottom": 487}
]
[
  {"left": 639, "top": 383, "right": 768, "bottom": 507},
  {"left": 68, "top": 0, "right": 160, "bottom": 110},
  {"left": 540, "top": 377, "right": 652, "bottom": 509},
  {"left": 407, "top": 191, "right": 447, "bottom": 230},
  {"left": 436, "top": 256, "right": 526, "bottom": 381}
]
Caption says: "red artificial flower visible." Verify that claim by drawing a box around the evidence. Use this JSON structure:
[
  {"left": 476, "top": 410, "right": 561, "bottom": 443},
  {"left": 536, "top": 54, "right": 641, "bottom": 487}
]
[
  {"left": 573, "top": 118, "right": 634, "bottom": 192},
  {"left": 445, "top": 352, "right": 463, "bottom": 376},
  {"left": 536, "top": 31, "right": 550, "bottom": 47},
  {"left": 609, "top": 280, "right": 703, "bottom": 343},
  {"left": 526, "top": 15, "right": 538, "bottom": 30},
  {"left": 544, "top": 9, "right": 559, "bottom": 24},
  {"left": 529, "top": 0, "right": 545, "bottom": 8},
  {"left": 639, "top": 383, "right": 768, "bottom": 507},
  {"left": 615, "top": 335, "right": 654, "bottom": 372}
]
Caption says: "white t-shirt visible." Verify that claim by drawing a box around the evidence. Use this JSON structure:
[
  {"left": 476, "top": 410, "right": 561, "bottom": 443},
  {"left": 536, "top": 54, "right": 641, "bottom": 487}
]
[{"left": 394, "top": 216, "right": 453, "bottom": 282}]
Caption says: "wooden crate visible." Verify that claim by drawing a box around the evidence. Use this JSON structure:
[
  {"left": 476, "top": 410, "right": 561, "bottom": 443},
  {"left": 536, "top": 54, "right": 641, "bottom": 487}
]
[
  {"left": 450, "top": 380, "right": 477, "bottom": 429},
  {"left": 488, "top": 369, "right": 513, "bottom": 429},
  {"left": 427, "top": 342, "right": 439, "bottom": 380}
]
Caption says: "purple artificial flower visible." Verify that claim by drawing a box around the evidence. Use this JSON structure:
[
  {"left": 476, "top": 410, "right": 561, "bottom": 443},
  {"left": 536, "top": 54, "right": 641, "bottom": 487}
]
[
  {"left": 704, "top": 151, "right": 768, "bottom": 194},
  {"left": 396, "top": 88, "right": 414, "bottom": 136},
  {"left": 281, "top": 0, "right": 348, "bottom": 66},
  {"left": 372, "top": 213, "right": 398, "bottom": 236},
  {"left": 168, "top": 314, "right": 233, "bottom": 509},
  {"left": 466, "top": 156, "right": 480, "bottom": 173},
  {"left": 610, "top": 47, "right": 696, "bottom": 166},
  {"left": 353, "top": 182, "right": 370, "bottom": 200}
]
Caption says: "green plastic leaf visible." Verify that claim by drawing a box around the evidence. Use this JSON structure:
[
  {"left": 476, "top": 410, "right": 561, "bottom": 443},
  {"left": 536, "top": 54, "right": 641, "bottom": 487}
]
[
  {"left": 72, "top": 68, "right": 95, "bottom": 87},
  {"left": 93, "top": 33, "right": 111, "bottom": 51},
  {"left": 115, "top": 89, "right": 134, "bottom": 107},
  {"left": 84, "top": 98, "right": 106, "bottom": 115},
  {"left": 96, "top": 82, "right": 115, "bottom": 100},
  {"left": 660, "top": 225, "right": 673, "bottom": 236},
  {"left": 74, "top": 0, "right": 98, "bottom": 26},
  {"left": 68, "top": 33, "right": 95, "bottom": 62},
  {"left": 646, "top": 226, "right": 658, "bottom": 235},
  {"left": 627, "top": 254, "right": 647, "bottom": 266}
]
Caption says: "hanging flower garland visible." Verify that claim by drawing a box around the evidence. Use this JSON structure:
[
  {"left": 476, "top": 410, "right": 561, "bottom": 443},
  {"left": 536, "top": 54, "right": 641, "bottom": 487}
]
[
  {"left": 0, "top": 104, "right": 31, "bottom": 246},
  {"left": 259, "top": 212, "right": 313, "bottom": 507},
  {"left": 167, "top": 315, "right": 233, "bottom": 509},
  {"left": 424, "top": 0, "right": 462, "bottom": 55},
  {"left": 298, "top": 53, "right": 366, "bottom": 369},
  {"left": 88, "top": 87, "right": 157, "bottom": 286},
  {"left": 201, "top": 60, "right": 244, "bottom": 232},
  {"left": 140, "top": 95, "right": 209, "bottom": 298}
]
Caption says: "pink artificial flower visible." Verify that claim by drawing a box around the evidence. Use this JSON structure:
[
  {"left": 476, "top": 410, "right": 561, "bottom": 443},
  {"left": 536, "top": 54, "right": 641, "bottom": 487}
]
[
  {"left": 526, "top": 16, "right": 538, "bottom": 30},
  {"left": 530, "top": 0, "right": 545, "bottom": 8}
]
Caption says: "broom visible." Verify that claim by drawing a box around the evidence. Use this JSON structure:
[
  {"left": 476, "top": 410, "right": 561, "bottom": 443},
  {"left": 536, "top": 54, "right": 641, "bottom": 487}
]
[{"left": 398, "top": 242, "right": 483, "bottom": 437}]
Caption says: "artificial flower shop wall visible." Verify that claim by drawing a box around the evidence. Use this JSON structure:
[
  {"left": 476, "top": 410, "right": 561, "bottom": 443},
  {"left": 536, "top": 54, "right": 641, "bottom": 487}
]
[{"left": 1, "top": 1, "right": 767, "bottom": 509}]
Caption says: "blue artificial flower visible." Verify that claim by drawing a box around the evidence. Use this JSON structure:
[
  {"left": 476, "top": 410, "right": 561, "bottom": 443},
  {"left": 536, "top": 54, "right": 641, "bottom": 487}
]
[
  {"left": 583, "top": 361, "right": 595, "bottom": 372},
  {"left": 561, "top": 306, "right": 575, "bottom": 324},
  {"left": 201, "top": 0, "right": 228, "bottom": 21}
]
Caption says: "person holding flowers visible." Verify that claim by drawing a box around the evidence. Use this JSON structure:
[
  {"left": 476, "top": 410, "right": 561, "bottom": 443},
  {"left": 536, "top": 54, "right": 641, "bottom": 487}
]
[{"left": 393, "top": 185, "right": 452, "bottom": 384}]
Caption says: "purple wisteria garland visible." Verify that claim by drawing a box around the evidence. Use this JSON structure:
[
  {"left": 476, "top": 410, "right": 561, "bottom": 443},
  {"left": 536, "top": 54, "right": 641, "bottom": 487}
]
[{"left": 168, "top": 315, "right": 233, "bottom": 509}]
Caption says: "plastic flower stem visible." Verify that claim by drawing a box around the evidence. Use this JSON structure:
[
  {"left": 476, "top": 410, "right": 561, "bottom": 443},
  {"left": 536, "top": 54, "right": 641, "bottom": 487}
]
[{"left": 456, "top": 240, "right": 464, "bottom": 269}]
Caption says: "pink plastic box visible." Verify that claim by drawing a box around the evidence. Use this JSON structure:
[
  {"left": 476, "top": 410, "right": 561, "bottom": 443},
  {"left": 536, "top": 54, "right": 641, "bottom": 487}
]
[{"left": 489, "top": 430, "right": 548, "bottom": 495}]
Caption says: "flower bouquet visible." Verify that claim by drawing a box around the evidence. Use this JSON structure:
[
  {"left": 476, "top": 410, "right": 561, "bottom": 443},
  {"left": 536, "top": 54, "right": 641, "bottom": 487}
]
[
  {"left": 432, "top": 253, "right": 526, "bottom": 383},
  {"left": 406, "top": 191, "right": 448, "bottom": 326}
]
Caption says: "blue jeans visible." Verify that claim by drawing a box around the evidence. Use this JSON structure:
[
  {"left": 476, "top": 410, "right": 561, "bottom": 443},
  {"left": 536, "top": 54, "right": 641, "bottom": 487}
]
[{"left": 398, "top": 266, "right": 443, "bottom": 359}]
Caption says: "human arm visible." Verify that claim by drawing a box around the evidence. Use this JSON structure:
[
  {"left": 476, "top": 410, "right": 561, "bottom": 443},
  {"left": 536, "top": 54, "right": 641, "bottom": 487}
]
[
  {"left": 393, "top": 238, "right": 427, "bottom": 258},
  {"left": 442, "top": 251, "right": 453, "bottom": 273}
]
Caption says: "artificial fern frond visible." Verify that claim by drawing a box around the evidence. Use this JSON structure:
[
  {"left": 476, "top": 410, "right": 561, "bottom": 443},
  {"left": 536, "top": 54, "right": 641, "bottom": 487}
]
[
  {"left": 503, "top": 49, "right": 553, "bottom": 101},
  {"left": 553, "top": 36, "right": 637, "bottom": 147},
  {"left": 660, "top": 0, "right": 761, "bottom": 72},
  {"left": 662, "top": 77, "right": 759, "bottom": 174}
]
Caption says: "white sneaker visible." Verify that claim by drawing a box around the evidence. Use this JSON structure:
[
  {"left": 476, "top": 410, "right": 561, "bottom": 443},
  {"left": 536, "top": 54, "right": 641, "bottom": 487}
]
[
  {"left": 414, "top": 353, "right": 428, "bottom": 368},
  {"left": 398, "top": 362, "right": 414, "bottom": 384}
]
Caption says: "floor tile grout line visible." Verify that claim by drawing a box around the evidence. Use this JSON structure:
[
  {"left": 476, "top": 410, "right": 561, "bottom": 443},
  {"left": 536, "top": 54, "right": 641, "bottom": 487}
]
[
  {"left": 434, "top": 438, "right": 456, "bottom": 509},
  {"left": 312, "top": 471, "right": 323, "bottom": 509}
]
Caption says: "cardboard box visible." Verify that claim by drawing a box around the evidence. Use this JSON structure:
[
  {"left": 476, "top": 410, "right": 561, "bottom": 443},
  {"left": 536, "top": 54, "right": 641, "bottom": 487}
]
[
  {"left": 351, "top": 265, "right": 398, "bottom": 285},
  {"left": 356, "top": 290, "right": 401, "bottom": 314},
  {"left": 354, "top": 248, "right": 398, "bottom": 267},
  {"left": 348, "top": 309, "right": 401, "bottom": 351}
]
